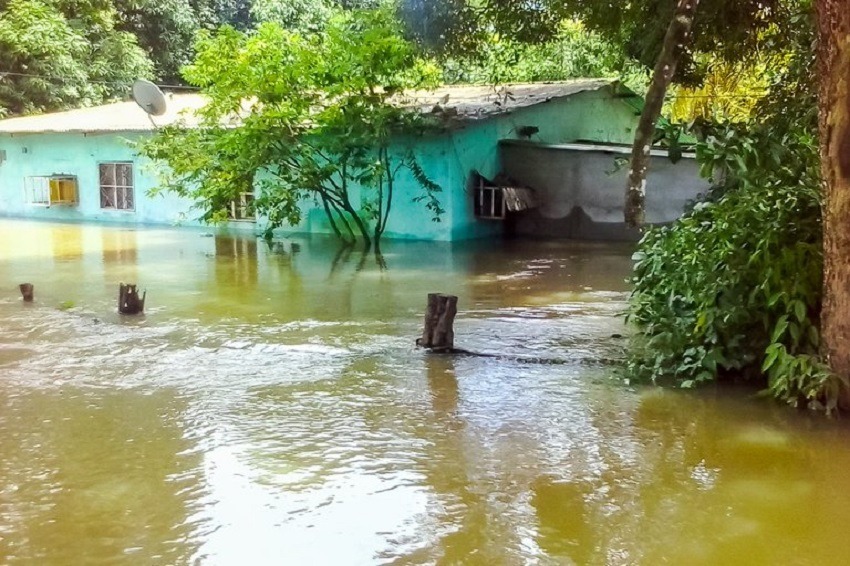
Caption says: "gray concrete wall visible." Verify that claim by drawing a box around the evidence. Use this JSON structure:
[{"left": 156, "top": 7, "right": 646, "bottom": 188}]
[{"left": 499, "top": 140, "right": 712, "bottom": 241}]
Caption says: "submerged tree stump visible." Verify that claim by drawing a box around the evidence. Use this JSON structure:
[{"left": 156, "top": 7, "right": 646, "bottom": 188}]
[
  {"left": 118, "top": 283, "right": 146, "bottom": 315},
  {"left": 19, "top": 283, "right": 33, "bottom": 302},
  {"left": 419, "top": 293, "right": 458, "bottom": 352}
]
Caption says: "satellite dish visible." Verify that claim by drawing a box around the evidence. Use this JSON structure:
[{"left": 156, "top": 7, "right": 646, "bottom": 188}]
[{"left": 132, "top": 79, "right": 167, "bottom": 117}]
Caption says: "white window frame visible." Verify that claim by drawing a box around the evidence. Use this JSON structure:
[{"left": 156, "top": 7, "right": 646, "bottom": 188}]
[
  {"left": 228, "top": 191, "right": 256, "bottom": 222},
  {"left": 24, "top": 175, "right": 79, "bottom": 207},
  {"left": 474, "top": 181, "right": 506, "bottom": 220},
  {"left": 99, "top": 162, "right": 135, "bottom": 211}
]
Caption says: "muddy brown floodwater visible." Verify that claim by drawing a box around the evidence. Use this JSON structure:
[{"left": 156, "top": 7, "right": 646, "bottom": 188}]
[{"left": 2, "top": 219, "right": 850, "bottom": 565}]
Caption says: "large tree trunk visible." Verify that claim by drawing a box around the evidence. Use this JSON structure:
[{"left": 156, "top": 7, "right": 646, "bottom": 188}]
[
  {"left": 817, "top": 0, "right": 850, "bottom": 386},
  {"left": 625, "top": 0, "right": 700, "bottom": 228}
]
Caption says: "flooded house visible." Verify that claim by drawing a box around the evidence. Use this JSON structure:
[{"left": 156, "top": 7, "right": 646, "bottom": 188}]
[{"left": 0, "top": 79, "right": 709, "bottom": 241}]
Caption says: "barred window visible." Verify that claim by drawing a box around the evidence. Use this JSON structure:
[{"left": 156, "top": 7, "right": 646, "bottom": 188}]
[
  {"left": 24, "top": 176, "right": 78, "bottom": 206},
  {"left": 99, "top": 163, "right": 134, "bottom": 211},
  {"left": 228, "top": 191, "right": 256, "bottom": 222}
]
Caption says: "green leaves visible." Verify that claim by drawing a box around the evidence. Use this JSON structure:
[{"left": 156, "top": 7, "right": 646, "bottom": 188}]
[
  {"left": 0, "top": 0, "right": 153, "bottom": 114},
  {"left": 626, "top": 112, "right": 843, "bottom": 412},
  {"left": 441, "top": 20, "right": 646, "bottom": 89},
  {"left": 139, "top": 9, "right": 443, "bottom": 246}
]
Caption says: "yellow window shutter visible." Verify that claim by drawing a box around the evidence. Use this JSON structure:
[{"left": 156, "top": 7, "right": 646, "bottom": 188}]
[{"left": 49, "top": 179, "right": 60, "bottom": 203}]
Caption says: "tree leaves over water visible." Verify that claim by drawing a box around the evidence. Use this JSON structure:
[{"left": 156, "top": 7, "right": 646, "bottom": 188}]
[
  {"left": 626, "top": 8, "right": 843, "bottom": 412},
  {"left": 626, "top": 121, "right": 837, "bottom": 410},
  {"left": 138, "top": 10, "right": 443, "bottom": 247}
]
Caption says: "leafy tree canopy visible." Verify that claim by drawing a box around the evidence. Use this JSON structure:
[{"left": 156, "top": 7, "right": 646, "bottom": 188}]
[
  {"left": 441, "top": 20, "right": 647, "bottom": 91},
  {"left": 113, "top": 0, "right": 253, "bottom": 84},
  {"left": 139, "top": 9, "right": 443, "bottom": 247},
  {"left": 250, "top": 0, "right": 380, "bottom": 30},
  {"left": 406, "top": 0, "right": 810, "bottom": 85},
  {"left": 625, "top": 11, "right": 834, "bottom": 410},
  {"left": 1, "top": 0, "right": 384, "bottom": 114},
  {"left": 0, "top": 0, "right": 152, "bottom": 115}
]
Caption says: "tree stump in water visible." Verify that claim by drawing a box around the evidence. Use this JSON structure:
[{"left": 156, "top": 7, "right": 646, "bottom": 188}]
[
  {"left": 118, "top": 283, "right": 146, "bottom": 315},
  {"left": 419, "top": 293, "right": 458, "bottom": 352},
  {"left": 18, "top": 283, "right": 33, "bottom": 302}
]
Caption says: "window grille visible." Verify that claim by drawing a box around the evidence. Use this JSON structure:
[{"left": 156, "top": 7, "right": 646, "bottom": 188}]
[
  {"left": 228, "top": 191, "right": 256, "bottom": 222},
  {"left": 99, "top": 162, "right": 134, "bottom": 211},
  {"left": 24, "top": 175, "right": 78, "bottom": 206},
  {"left": 473, "top": 174, "right": 537, "bottom": 220},
  {"left": 474, "top": 181, "right": 506, "bottom": 220}
]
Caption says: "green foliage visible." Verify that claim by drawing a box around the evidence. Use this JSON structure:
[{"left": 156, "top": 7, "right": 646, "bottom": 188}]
[
  {"left": 250, "top": 0, "right": 333, "bottom": 29},
  {"left": 441, "top": 21, "right": 647, "bottom": 90},
  {"left": 138, "top": 9, "right": 443, "bottom": 247},
  {"left": 561, "top": 0, "right": 799, "bottom": 84},
  {"left": 414, "top": 0, "right": 810, "bottom": 87},
  {"left": 248, "top": 0, "right": 383, "bottom": 33},
  {"left": 627, "top": 118, "right": 846, "bottom": 412},
  {"left": 0, "top": 0, "right": 384, "bottom": 113},
  {"left": 0, "top": 0, "right": 153, "bottom": 114},
  {"left": 113, "top": 0, "right": 256, "bottom": 83},
  {"left": 114, "top": 0, "right": 202, "bottom": 84},
  {"left": 397, "top": 0, "right": 482, "bottom": 56},
  {"left": 0, "top": 0, "right": 814, "bottom": 116},
  {"left": 625, "top": 6, "right": 842, "bottom": 412}
]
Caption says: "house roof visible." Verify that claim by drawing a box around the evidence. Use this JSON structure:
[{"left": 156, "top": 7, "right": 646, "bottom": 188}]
[
  {"left": 0, "top": 94, "right": 210, "bottom": 134},
  {"left": 402, "top": 79, "right": 617, "bottom": 122},
  {"left": 0, "top": 79, "right": 623, "bottom": 134}
]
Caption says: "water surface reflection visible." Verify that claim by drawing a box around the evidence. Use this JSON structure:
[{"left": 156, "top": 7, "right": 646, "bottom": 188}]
[{"left": 1, "top": 220, "right": 850, "bottom": 565}]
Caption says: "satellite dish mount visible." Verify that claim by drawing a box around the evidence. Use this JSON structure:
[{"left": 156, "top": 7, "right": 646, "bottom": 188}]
[{"left": 132, "top": 79, "right": 167, "bottom": 128}]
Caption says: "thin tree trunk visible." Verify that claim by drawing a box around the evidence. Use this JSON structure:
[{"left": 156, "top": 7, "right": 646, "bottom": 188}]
[
  {"left": 624, "top": 0, "right": 700, "bottom": 228},
  {"left": 338, "top": 166, "right": 372, "bottom": 249},
  {"left": 380, "top": 152, "right": 395, "bottom": 238},
  {"left": 817, "top": 0, "right": 850, "bottom": 390},
  {"left": 375, "top": 148, "right": 385, "bottom": 244},
  {"left": 328, "top": 198, "right": 356, "bottom": 244},
  {"left": 320, "top": 194, "right": 344, "bottom": 239},
  {"left": 340, "top": 199, "right": 372, "bottom": 249}
]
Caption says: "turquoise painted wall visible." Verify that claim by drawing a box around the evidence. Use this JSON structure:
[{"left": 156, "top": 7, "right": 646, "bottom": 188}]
[
  {"left": 0, "top": 85, "right": 640, "bottom": 242},
  {"left": 441, "top": 87, "right": 639, "bottom": 241},
  {"left": 276, "top": 85, "right": 639, "bottom": 241},
  {"left": 282, "top": 133, "right": 458, "bottom": 241},
  {"left": 0, "top": 132, "right": 209, "bottom": 228}
]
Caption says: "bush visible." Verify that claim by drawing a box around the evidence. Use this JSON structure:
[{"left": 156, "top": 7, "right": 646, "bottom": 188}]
[{"left": 627, "top": 122, "right": 846, "bottom": 413}]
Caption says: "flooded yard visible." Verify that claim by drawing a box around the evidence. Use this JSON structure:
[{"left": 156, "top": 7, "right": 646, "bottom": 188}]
[{"left": 2, "top": 219, "right": 850, "bottom": 565}]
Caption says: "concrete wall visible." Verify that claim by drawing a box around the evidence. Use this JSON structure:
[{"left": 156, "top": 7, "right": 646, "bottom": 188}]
[
  {"left": 0, "top": 86, "right": 647, "bottom": 242},
  {"left": 500, "top": 141, "right": 711, "bottom": 241},
  {"left": 278, "top": 134, "right": 459, "bottom": 241},
  {"left": 0, "top": 132, "right": 238, "bottom": 230},
  {"left": 268, "top": 85, "right": 643, "bottom": 242},
  {"left": 2, "top": 133, "right": 180, "bottom": 225},
  {"left": 272, "top": 88, "right": 638, "bottom": 241},
  {"left": 440, "top": 87, "right": 642, "bottom": 241}
]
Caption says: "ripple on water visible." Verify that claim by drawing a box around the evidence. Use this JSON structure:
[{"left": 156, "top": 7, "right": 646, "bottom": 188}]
[{"left": 6, "top": 221, "right": 850, "bottom": 565}]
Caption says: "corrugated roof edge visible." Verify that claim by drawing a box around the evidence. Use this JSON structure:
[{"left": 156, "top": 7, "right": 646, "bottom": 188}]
[{"left": 0, "top": 79, "right": 634, "bottom": 135}]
